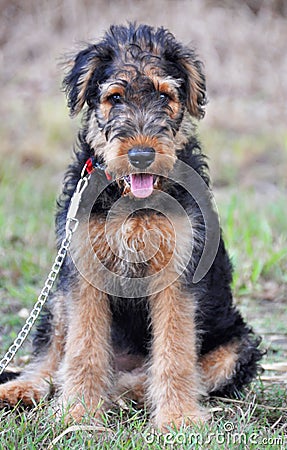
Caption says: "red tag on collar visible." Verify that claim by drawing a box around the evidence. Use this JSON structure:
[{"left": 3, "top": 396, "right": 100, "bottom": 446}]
[
  {"left": 85, "top": 157, "right": 112, "bottom": 181},
  {"left": 85, "top": 157, "right": 95, "bottom": 175}
]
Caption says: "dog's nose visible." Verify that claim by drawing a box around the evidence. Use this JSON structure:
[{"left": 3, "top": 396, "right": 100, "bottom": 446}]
[{"left": 128, "top": 147, "right": 155, "bottom": 169}]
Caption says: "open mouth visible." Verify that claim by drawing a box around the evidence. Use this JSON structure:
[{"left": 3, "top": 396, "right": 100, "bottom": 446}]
[{"left": 119, "top": 174, "right": 160, "bottom": 198}]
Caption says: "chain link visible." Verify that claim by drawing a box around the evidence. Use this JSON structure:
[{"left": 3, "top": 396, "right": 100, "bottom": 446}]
[{"left": 0, "top": 168, "right": 91, "bottom": 375}]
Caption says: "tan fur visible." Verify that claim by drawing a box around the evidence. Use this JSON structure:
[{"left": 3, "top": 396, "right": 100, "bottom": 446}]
[
  {"left": 56, "top": 280, "right": 112, "bottom": 421},
  {"left": 113, "top": 341, "right": 242, "bottom": 414},
  {"left": 148, "top": 283, "right": 207, "bottom": 429},
  {"left": 112, "top": 342, "right": 241, "bottom": 410},
  {"left": 73, "top": 59, "right": 99, "bottom": 116},
  {"left": 115, "top": 369, "right": 146, "bottom": 406},
  {"left": 99, "top": 83, "right": 126, "bottom": 120},
  {"left": 82, "top": 211, "right": 192, "bottom": 274},
  {"left": 200, "top": 341, "right": 240, "bottom": 393},
  {"left": 0, "top": 173, "right": 239, "bottom": 427},
  {"left": 86, "top": 111, "right": 107, "bottom": 158},
  {"left": 86, "top": 103, "right": 190, "bottom": 181},
  {"left": 103, "top": 212, "right": 208, "bottom": 428},
  {"left": 179, "top": 59, "right": 205, "bottom": 118},
  {"left": 144, "top": 215, "right": 208, "bottom": 429},
  {"left": 66, "top": 211, "right": 207, "bottom": 428},
  {"left": 87, "top": 72, "right": 189, "bottom": 178},
  {"left": 149, "top": 75, "right": 182, "bottom": 118}
]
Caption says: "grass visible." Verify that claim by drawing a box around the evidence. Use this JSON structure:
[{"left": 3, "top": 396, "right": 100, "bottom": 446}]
[
  {"left": 218, "top": 190, "right": 287, "bottom": 295},
  {"left": 0, "top": 160, "right": 56, "bottom": 356},
  {"left": 0, "top": 385, "right": 286, "bottom": 449},
  {"left": 0, "top": 128, "right": 287, "bottom": 448}
]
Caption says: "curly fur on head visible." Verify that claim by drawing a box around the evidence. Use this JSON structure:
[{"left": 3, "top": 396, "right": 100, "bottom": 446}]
[{"left": 63, "top": 23, "right": 207, "bottom": 119}]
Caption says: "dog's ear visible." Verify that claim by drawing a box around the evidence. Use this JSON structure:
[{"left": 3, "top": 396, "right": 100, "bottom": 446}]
[
  {"left": 163, "top": 38, "right": 207, "bottom": 119},
  {"left": 62, "top": 46, "right": 101, "bottom": 117},
  {"left": 178, "top": 51, "right": 207, "bottom": 119},
  {"left": 163, "top": 40, "right": 206, "bottom": 120}
]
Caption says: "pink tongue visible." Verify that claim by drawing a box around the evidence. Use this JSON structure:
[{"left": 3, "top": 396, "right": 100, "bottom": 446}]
[{"left": 130, "top": 174, "right": 154, "bottom": 198}]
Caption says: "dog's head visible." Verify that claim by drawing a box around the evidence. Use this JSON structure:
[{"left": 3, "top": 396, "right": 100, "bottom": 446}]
[{"left": 63, "top": 24, "right": 206, "bottom": 198}]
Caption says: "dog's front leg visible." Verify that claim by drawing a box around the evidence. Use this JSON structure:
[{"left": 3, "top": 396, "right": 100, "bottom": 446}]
[
  {"left": 56, "top": 281, "right": 112, "bottom": 422},
  {"left": 148, "top": 282, "right": 207, "bottom": 431}
]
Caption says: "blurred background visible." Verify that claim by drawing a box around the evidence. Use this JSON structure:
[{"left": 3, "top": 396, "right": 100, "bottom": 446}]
[
  {"left": 1, "top": 0, "right": 287, "bottom": 158},
  {"left": 0, "top": 1, "right": 287, "bottom": 368},
  {"left": 1, "top": 0, "right": 287, "bottom": 170}
]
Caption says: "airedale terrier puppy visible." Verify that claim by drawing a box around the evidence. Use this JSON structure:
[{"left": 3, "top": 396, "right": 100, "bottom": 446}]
[{"left": 0, "top": 24, "right": 262, "bottom": 430}]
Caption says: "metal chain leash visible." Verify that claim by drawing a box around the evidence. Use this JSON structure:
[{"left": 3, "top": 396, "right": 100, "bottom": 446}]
[{"left": 0, "top": 164, "right": 91, "bottom": 375}]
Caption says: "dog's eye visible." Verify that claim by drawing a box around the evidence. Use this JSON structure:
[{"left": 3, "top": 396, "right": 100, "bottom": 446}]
[
  {"left": 107, "top": 93, "right": 122, "bottom": 105},
  {"left": 159, "top": 92, "right": 171, "bottom": 103}
]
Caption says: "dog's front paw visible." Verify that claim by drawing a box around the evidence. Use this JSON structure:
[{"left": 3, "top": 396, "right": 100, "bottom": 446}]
[
  {"left": 55, "top": 395, "right": 106, "bottom": 424},
  {"left": 64, "top": 402, "right": 90, "bottom": 423},
  {"left": 154, "top": 407, "right": 208, "bottom": 432},
  {"left": 0, "top": 381, "right": 42, "bottom": 406}
]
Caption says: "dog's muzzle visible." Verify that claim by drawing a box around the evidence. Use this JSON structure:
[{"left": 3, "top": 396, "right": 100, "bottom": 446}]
[{"left": 112, "top": 147, "right": 158, "bottom": 199}]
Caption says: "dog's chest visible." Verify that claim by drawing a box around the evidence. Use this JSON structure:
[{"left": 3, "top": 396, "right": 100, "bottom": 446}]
[
  {"left": 91, "top": 213, "right": 173, "bottom": 274},
  {"left": 71, "top": 212, "right": 193, "bottom": 298},
  {"left": 89, "top": 212, "right": 192, "bottom": 277}
]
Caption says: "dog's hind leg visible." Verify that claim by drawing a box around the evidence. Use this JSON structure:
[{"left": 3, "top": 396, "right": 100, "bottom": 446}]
[
  {"left": 114, "top": 367, "right": 147, "bottom": 406},
  {"left": 0, "top": 294, "right": 66, "bottom": 407},
  {"left": 200, "top": 334, "right": 262, "bottom": 396}
]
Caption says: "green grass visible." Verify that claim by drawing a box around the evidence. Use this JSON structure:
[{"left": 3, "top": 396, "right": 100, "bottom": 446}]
[
  {"left": 0, "top": 384, "right": 286, "bottom": 449},
  {"left": 0, "top": 129, "right": 287, "bottom": 448},
  {"left": 0, "top": 160, "right": 56, "bottom": 354},
  {"left": 217, "top": 190, "right": 287, "bottom": 296}
]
